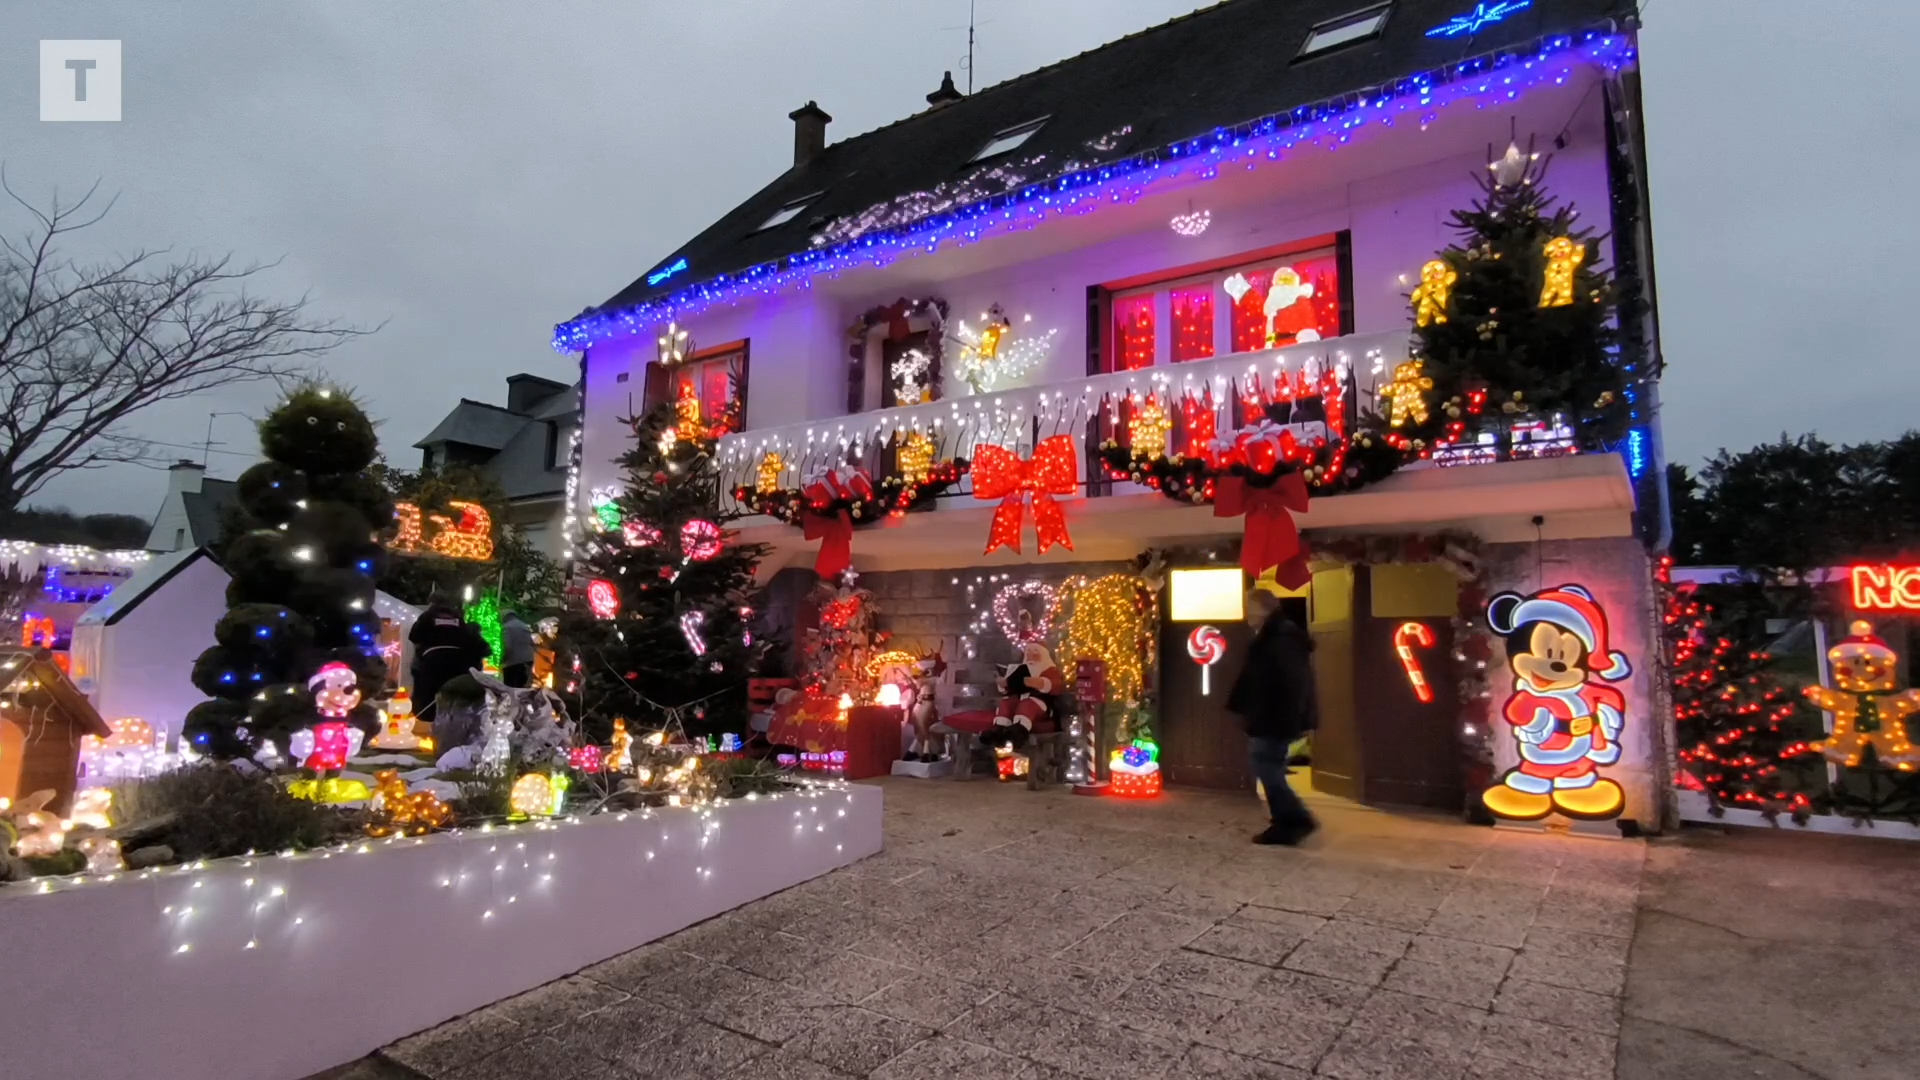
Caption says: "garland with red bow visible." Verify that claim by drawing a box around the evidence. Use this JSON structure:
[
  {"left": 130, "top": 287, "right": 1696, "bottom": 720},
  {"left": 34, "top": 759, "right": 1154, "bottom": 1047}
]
[{"left": 734, "top": 460, "right": 969, "bottom": 577}]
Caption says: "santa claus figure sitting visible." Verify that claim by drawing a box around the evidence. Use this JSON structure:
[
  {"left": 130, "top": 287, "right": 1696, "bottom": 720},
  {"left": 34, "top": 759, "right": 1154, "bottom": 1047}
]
[
  {"left": 1262, "top": 266, "right": 1323, "bottom": 348},
  {"left": 980, "top": 641, "right": 1063, "bottom": 751}
]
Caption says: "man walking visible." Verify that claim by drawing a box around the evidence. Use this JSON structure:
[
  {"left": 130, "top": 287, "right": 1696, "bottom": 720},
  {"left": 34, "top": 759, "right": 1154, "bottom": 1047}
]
[{"left": 1228, "top": 589, "right": 1320, "bottom": 845}]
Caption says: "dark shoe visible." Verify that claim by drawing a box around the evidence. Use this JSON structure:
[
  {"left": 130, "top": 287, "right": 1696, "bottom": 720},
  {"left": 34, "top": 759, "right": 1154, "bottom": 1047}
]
[{"left": 1252, "top": 820, "right": 1319, "bottom": 846}]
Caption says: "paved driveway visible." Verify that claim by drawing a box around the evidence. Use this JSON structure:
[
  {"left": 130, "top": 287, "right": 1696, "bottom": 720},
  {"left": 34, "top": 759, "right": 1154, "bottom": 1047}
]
[{"left": 351, "top": 776, "right": 1642, "bottom": 1080}]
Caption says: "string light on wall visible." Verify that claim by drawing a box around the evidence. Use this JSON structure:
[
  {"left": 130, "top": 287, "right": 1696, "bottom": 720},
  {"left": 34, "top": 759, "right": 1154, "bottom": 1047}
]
[
  {"left": 553, "top": 33, "right": 1634, "bottom": 352},
  {"left": 992, "top": 581, "right": 1060, "bottom": 646},
  {"left": 1170, "top": 208, "right": 1212, "bottom": 237}
]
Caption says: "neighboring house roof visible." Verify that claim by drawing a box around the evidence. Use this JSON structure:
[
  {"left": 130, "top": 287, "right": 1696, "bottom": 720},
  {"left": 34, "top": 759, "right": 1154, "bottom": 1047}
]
[
  {"left": 416, "top": 381, "right": 579, "bottom": 505},
  {"left": 0, "top": 649, "right": 112, "bottom": 739},
  {"left": 415, "top": 400, "right": 531, "bottom": 452},
  {"left": 181, "top": 479, "right": 237, "bottom": 547},
  {"left": 566, "top": 0, "right": 1637, "bottom": 334},
  {"left": 77, "top": 547, "right": 211, "bottom": 628}
]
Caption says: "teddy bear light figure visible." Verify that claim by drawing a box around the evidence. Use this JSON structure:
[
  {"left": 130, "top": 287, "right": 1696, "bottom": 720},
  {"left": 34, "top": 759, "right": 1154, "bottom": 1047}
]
[{"left": 1806, "top": 622, "right": 1920, "bottom": 771}]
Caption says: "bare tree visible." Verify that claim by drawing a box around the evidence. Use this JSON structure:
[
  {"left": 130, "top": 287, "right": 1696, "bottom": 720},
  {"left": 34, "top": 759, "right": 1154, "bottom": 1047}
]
[{"left": 0, "top": 176, "right": 366, "bottom": 513}]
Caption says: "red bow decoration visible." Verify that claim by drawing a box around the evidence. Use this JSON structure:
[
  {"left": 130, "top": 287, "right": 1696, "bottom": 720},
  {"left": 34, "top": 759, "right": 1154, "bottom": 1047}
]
[
  {"left": 973, "top": 435, "right": 1078, "bottom": 555},
  {"left": 800, "top": 469, "right": 875, "bottom": 578},
  {"left": 1215, "top": 471, "right": 1311, "bottom": 589}
]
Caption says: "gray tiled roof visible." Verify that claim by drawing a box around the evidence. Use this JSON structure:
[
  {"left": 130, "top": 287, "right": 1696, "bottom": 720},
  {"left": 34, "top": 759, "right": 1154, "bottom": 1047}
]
[
  {"left": 414, "top": 401, "right": 531, "bottom": 452},
  {"left": 181, "top": 479, "right": 237, "bottom": 547}
]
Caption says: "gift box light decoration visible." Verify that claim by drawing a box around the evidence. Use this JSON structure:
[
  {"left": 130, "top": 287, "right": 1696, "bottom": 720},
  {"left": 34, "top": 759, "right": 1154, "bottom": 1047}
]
[
  {"left": 994, "top": 745, "right": 1030, "bottom": 782},
  {"left": 1109, "top": 738, "right": 1162, "bottom": 798},
  {"left": 568, "top": 745, "right": 605, "bottom": 773},
  {"left": 556, "top": 33, "right": 1635, "bottom": 353}
]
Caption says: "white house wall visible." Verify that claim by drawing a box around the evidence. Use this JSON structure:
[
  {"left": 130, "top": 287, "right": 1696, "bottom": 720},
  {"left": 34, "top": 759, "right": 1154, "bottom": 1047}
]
[
  {"left": 70, "top": 555, "right": 232, "bottom": 747},
  {"left": 580, "top": 77, "right": 1616, "bottom": 512}
]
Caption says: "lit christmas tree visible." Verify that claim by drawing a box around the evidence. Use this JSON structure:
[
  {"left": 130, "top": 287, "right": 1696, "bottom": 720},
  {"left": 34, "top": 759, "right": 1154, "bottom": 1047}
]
[
  {"left": 1663, "top": 560, "right": 1812, "bottom": 819},
  {"left": 1391, "top": 143, "right": 1634, "bottom": 458},
  {"left": 557, "top": 403, "right": 769, "bottom": 738},
  {"left": 184, "top": 386, "right": 392, "bottom": 758}
]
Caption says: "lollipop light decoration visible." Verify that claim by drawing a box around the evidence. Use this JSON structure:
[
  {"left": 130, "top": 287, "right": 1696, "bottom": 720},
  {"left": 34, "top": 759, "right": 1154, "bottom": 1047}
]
[{"left": 1186, "top": 625, "right": 1227, "bottom": 695}]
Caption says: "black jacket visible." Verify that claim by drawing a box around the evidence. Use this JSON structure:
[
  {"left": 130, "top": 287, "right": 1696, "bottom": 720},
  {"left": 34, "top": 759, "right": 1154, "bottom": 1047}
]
[
  {"left": 1226, "top": 617, "right": 1319, "bottom": 743},
  {"left": 410, "top": 607, "right": 487, "bottom": 674}
]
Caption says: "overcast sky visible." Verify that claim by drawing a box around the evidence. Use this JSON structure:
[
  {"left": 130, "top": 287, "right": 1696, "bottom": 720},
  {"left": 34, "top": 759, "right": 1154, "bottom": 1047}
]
[{"left": 4, "top": 0, "right": 1915, "bottom": 519}]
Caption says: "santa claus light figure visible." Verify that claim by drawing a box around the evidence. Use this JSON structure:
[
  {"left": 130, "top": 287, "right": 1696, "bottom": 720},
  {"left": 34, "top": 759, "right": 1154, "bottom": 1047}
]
[
  {"left": 980, "top": 641, "right": 1063, "bottom": 751},
  {"left": 1262, "top": 266, "right": 1322, "bottom": 348}
]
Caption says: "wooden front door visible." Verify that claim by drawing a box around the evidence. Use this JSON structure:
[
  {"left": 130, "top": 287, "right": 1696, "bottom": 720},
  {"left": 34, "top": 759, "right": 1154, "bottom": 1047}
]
[
  {"left": 1307, "top": 566, "right": 1363, "bottom": 800},
  {"left": 1158, "top": 616, "right": 1256, "bottom": 790},
  {"left": 1353, "top": 563, "right": 1465, "bottom": 811}
]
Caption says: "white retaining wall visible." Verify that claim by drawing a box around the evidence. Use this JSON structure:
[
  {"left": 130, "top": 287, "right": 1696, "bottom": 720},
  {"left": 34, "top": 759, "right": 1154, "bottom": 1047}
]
[{"left": 0, "top": 783, "right": 884, "bottom": 1080}]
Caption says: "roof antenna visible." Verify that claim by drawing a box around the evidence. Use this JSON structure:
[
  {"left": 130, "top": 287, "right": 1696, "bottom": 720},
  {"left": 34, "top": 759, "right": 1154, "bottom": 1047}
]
[{"left": 965, "top": 0, "right": 976, "bottom": 94}]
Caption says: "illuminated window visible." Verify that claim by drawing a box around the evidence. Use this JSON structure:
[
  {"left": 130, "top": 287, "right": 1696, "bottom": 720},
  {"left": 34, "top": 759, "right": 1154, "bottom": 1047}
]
[
  {"left": 1299, "top": 5, "right": 1391, "bottom": 59},
  {"left": 643, "top": 341, "right": 749, "bottom": 437},
  {"left": 756, "top": 194, "right": 820, "bottom": 232},
  {"left": 1170, "top": 568, "right": 1246, "bottom": 623},
  {"left": 1102, "top": 240, "right": 1345, "bottom": 371},
  {"left": 970, "top": 118, "right": 1048, "bottom": 162}
]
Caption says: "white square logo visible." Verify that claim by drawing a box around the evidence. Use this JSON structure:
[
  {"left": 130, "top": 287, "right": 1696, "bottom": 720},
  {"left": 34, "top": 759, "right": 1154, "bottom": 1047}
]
[{"left": 40, "top": 40, "right": 122, "bottom": 122}]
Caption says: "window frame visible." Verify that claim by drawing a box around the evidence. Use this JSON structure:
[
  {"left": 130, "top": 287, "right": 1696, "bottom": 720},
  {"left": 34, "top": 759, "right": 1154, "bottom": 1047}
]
[
  {"left": 642, "top": 338, "right": 751, "bottom": 436},
  {"left": 1092, "top": 232, "right": 1354, "bottom": 374},
  {"left": 1296, "top": 4, "right": 1392, "bottom": 61},
  {"left": 754, "top": 193, "right": 822, "bottom": 233},
  {"left": 969, "top": 117, "right": 1050, "bottom": 163}
]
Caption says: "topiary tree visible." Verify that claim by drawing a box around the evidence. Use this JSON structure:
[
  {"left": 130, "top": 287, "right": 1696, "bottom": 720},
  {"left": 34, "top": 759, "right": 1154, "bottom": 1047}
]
[
  {"left": 1391, "top": 147, "right": 1633, "bottom": 459},
  {"left": 183, "top": 385, "right": 392, "bottom": 758}
]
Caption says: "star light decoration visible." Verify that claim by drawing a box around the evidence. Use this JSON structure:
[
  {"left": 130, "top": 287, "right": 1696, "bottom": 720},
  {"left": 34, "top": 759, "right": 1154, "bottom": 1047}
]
[
  {"left": 1489, "top": 140, "right": 1540, "bottom": 188},
  {"left": 1426, "top": 1, "right": 1533, "bottom": 39},
  {"left": 657, "top": 322, "right": 692, "bottom": 364}
]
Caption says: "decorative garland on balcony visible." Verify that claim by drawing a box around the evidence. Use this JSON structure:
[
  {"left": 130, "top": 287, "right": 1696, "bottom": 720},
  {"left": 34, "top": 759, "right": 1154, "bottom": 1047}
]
[
  {"left": 847, "top": 297, "right": 949, "bottom": 411},
  {"left": 733, "top": 459, "right": 970, "bottom": 577}
]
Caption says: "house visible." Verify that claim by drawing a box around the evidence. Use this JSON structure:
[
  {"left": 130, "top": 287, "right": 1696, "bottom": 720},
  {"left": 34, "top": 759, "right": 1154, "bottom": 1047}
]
[
  {"left": 558, "top": 1, "right": 1673, "bottom": 828},
  {"left": 145, "top": 460, "right": 238, "bottom": 552},
  {"left": 414, "top": 374, "right": 579, "bottom": 557},
  {"left": 0, "top": 648, "right": 112, "bottom": 815}
]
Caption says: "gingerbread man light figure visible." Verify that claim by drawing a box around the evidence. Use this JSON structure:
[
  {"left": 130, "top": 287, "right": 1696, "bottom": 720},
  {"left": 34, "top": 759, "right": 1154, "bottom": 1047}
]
[
  {"left": 1385, "top": 360, "right": 1434, "bottom": 429},
  {"left": 1411, "top": 259, "right": 1457, "bottom": 327},
  {"left": 1539, "top": 236, "right": 1586, "bottom": 308},
  {"left": 1806, "top": 621, "right": 1920, "bottom": 771}
]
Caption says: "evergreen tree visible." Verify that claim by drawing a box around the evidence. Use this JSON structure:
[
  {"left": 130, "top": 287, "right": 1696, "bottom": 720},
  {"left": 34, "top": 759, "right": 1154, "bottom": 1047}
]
[
  {"left": 1665, "top": 566, "right": 1812, "bottom": 819},
  {"left": 558, "top": 403, "right": 768, "bottom": 737},
  {"left": 1397, "top": 150, "right": 1631, "bottom": 457},
  {"left": 184, "top": 386, "right": 392, "bottom": 758}
]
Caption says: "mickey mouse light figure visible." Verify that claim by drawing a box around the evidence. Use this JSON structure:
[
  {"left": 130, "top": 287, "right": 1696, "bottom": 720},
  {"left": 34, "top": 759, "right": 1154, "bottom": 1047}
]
[
  {"left": 304, "top": 662, "right": 362, "bottom": 771},
  {"left": 1483, "top": 585, "right": 1630, "bottom": 821}
]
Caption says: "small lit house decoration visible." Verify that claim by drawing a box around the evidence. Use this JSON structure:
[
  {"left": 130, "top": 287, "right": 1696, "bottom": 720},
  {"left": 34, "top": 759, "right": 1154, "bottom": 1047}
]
[
  {"left": 77, "top": 717, "right": 165, "bottom": 784},
  {"left": 1394, "top": 622, "right": 1437, "bottom": 703},
  {"left": 0, "top": 649, "right": 112, "bottom": 815},
  {"left": 1109, "top": 738, "right": 1163, "bottom": 798},
  {"left": 974, "top": 435, "right": 1078, "bottom": 555},
  {"left": 1185, "top": 625, "right": 1227, "bottom": 695},
  {"left": 390, "top": 500, "right": 495, "bottom": 561},
  {"left": 1805, "top": 621, "right": 1920, "bottom": 771}
]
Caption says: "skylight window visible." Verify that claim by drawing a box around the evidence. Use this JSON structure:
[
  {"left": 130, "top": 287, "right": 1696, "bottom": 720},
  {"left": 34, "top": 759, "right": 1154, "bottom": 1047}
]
[
  {"left": 1298, "top": 4, "right": 1391, "bottom": 58},
  {"left": 970, "top": 118, "right": 1048, "bottom": 163},
  {"left": 756, "top": 194, "right": 820, "bottom": 232}
]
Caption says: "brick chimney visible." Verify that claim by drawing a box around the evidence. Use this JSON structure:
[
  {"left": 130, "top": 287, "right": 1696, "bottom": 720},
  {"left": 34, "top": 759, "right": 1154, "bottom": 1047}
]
[
  {"left": 789, "top": 101, "right": 832, "bottom": 168},
  {"left": 926, "top": 71, "right": 963, "bottom": 109}
]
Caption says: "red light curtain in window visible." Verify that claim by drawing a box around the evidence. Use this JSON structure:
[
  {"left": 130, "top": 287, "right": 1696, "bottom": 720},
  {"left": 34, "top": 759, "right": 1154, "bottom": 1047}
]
[
  {"left": 1113, "top": 294, "right": 1156, "bottom": 371},
  {"left": 1170, "top": 285, "right": 1214, "bottom": 363},
  {"left": 1226, "top": 253, "right": 1341, "bottom": 352}
]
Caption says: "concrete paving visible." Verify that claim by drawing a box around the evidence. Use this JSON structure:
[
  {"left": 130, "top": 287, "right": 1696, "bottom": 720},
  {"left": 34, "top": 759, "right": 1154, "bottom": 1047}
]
[
  {"left": 339, "top": 777, "right": 1645, "bottom": 1079},
  {"left": 1620, "top": 825, "right": 1920, "bottom": 1080},
  {"left": 312, "top": 779, "right": 1917, "bottom": 1080}
]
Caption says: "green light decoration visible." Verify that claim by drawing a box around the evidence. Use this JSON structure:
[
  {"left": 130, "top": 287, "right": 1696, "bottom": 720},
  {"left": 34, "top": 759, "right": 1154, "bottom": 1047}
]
[
  {"left": 465, "top": 590, "right": 503, "bottom": 668},
  {"left": 591, "top": 490, "right": 623, "bottom": 532}
]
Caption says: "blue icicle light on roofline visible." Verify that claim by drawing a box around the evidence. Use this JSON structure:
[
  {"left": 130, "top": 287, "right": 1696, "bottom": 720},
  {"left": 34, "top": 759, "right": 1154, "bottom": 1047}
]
[
  {"left": 1427, "top": 2, "right": 1533, "bottom": 39},
  {"left": 552, "top": 31, "right": 1634, "bottom": 353},
  {"left": 1626, "top": 429, "right": 1649, "bottom": 479}
]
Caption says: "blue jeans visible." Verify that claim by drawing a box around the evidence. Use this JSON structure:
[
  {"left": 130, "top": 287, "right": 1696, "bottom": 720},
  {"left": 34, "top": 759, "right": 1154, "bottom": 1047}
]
[{"left": 1248, "top": 736, "right": 1314, "bottom": 830}]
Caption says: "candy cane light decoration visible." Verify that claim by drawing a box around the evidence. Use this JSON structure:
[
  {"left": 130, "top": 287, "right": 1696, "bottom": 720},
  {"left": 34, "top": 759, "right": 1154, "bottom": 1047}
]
[
  {"left": 1186, "top": 625, "right": 1227, "bottom": 695},
  {"left": 680, "top": 610, "right": 708, "bottom": 656},
  {"left": 1394, "top": 621, "right": 1436, "bottom": 703}
]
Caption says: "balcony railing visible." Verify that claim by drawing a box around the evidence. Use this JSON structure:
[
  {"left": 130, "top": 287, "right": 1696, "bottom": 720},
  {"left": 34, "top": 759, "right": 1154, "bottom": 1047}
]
[{"left": 716, "top": 329, "right": 1412, "bottom": 510}]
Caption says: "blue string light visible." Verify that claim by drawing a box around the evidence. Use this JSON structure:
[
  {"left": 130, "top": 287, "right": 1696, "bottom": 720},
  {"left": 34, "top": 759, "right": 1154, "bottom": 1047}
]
[
  {"left": 553, "top": 31, "right": 1632, "bottom": 353},
  {"left": 1427, "top": 2, "right": 1533, "bottom": 40},
  {"left": 646, "top": 257, "right": 690, "bottom": 287}
]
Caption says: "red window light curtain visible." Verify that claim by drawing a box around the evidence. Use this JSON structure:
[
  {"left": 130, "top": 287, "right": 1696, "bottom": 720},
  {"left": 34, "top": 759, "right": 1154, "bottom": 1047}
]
[
  {"left": 1112, "top": 293, "right": 1156, "bottom": 371},
  {"left": 1170, "top": 285, "right": 1214, "bottom": 363}
]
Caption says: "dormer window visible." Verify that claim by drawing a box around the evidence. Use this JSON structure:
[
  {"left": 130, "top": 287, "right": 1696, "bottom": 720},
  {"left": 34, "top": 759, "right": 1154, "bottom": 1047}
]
[
  {"left": 969, "top": 118, "right": 1048, "bottom": 163},
  {"left": 756, "top": 193, "right": 820, "bottom": 232},
  {"left": 1298, "top": 4, "right": 1390, "bottom": 59}
]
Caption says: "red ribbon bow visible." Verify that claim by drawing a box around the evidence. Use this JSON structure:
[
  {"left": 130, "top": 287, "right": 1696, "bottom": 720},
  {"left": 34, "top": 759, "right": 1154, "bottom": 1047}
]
[
  {"left": 973, "top": 435, "right": 1078, "bottom": 555},
  {"left": 1215, "top": 471, "right": 1311, "bottom": 589},
  {"left": 800, "top": 469, "right": 874, "bottom": 578}
]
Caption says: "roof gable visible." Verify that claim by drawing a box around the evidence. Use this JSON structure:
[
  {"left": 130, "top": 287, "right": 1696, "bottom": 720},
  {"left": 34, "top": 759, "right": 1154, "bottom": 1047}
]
[
  {"left": 564, "top": 0, "right": 1637, "bottom": 344},
  {"left": 414, "top": 400, "right": 533, "bottom": 452}
]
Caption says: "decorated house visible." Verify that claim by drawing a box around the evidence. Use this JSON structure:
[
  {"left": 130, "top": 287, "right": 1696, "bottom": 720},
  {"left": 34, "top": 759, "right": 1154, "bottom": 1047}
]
[{"left": 558, "top": 0, "right": 1673, "bottom": 830}]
